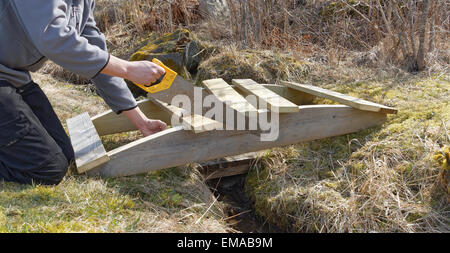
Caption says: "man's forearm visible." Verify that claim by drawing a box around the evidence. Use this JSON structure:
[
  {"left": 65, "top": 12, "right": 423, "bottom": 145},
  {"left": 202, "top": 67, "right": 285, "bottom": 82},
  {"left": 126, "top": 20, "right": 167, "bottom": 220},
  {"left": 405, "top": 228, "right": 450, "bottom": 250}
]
[{"left": 100, "top": 55, "right": 130, "bottom": 79}]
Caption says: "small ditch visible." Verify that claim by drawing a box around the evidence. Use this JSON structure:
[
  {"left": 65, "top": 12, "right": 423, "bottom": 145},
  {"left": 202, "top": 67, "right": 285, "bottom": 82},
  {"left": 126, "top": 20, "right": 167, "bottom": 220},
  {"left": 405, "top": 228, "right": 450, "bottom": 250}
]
[{"left": 207, "top": 174, "right": 283, "bottom": 233}]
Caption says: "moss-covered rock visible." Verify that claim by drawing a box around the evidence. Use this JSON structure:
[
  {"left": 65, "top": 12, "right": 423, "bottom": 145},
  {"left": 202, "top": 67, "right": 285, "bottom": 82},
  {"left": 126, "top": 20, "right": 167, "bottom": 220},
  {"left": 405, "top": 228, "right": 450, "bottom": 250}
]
[
  {"left": 127, "top": 28, "right": 204, "bottom": 97},
  {"left": 195, "top": 49, "right": 312, "bottom": 85}
]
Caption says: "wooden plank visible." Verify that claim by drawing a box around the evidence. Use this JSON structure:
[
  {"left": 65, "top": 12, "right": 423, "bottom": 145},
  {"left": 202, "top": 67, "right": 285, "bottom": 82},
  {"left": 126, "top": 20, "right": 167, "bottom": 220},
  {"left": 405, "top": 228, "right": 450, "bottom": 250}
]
[
  {"left": 182, "top": 114, "right": 223, "bottom": 133},
  {"left": 88, "top": 105, "right": 387, "bottom": 178},
  {"left": 66, "top": 112, "right": 109, "bottom": 174},
  {"left": 203, "top": 78, "right": 258, "bottom": 117},
  {"left": 233, "top": 79, "right": 299, "bottom": 113},
  {"left": 198, "top": 152, "right": 265, "bottom": 180},
  {"left": 152, "top": 99, "right": 223, "bottom": 133},
  {"left": 151, "top": 99, "right": 185, "bottom": 119},
  {"left": 281, "top": 81, "right": 398, "bottom": 114},
  {"left": 91, "top": 99, "right": 171, "bottom": 136},
  {"left": 260, "top": 84, "right": 314, "bottom": 105}
]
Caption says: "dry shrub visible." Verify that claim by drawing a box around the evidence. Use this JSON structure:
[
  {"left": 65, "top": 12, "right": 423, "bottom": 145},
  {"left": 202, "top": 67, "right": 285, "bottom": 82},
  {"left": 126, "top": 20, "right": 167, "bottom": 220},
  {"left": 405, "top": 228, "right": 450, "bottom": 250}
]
[
  {"left": 195, "top": 46, "right": 312, "bottom": 85},
  {"left": 95, "top": 0, "right": 201, "bottom": 34},
  {"left": 221, "top": 0, "right": 449, "bottom": 71}
]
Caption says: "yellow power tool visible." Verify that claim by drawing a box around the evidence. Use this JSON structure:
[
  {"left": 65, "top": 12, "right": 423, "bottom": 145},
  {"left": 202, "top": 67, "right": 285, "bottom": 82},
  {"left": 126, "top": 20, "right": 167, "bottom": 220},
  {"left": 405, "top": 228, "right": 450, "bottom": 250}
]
[{"left": 133, "top": 58, "right": 178, "bottom": 94}]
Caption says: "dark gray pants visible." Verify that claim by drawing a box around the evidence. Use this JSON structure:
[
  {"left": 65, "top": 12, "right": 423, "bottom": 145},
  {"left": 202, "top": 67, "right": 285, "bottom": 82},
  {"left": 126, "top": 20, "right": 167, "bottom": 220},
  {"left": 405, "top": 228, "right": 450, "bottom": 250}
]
[{"left": 0, "top": 80, "right": 74, "bottom": 185}]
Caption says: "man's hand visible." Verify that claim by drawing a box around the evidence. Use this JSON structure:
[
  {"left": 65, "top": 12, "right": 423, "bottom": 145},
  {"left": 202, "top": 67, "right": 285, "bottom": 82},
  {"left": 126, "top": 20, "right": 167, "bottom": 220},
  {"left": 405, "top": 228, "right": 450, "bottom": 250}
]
[
  {"left": 125, "top": 61, "right": 166, "bottom": 86},
  {"left": 101, "top": 55, "right": 165, "bottom": 85},
  {"left": 123, "top": 107, "right": 167, "bottom": 137},
  {"left": 137, "top": 118, "right": 167, "bottom": 136}
]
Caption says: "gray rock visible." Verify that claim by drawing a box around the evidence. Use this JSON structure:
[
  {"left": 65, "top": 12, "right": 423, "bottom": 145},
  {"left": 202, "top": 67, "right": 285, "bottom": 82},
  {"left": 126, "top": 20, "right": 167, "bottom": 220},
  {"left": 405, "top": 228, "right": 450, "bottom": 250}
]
[{"left": 199, "top": 0, "right": 230, "bottom": 19}]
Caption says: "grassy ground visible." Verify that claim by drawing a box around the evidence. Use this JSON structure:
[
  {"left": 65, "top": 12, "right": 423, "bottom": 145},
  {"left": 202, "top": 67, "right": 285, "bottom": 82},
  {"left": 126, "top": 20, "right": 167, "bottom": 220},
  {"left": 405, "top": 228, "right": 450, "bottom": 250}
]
[
  {"left": 246, "top": 66, "right": 450, "bottom": 232},
  {"left": 0, "top": 73, "right": 230, "bottom": 233},
  {"left": 1, "top": 0, "right": 448, "bottom": 232},
  {"left": 1, "top": 66, "right": 446, "bottom": 233}
]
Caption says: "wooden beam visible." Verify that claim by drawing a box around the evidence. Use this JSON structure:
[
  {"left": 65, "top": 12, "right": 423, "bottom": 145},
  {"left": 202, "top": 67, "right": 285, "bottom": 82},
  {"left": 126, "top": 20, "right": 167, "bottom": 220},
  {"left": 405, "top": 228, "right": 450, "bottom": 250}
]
[
  {"left": 198, "top": 152, "right": 265, "bottom": 180},
  {"left": 152, "top": 99, "right": 223, "bottom": 133},
  {"left": 88, "top": 105, "right": 387, "bottom": 178},
  {"left": 233, "top": 79, "right": 299, "bottom": 113},
  {"left": 66, "top": 112, "right": 109, "bottom": 173},
  {"left": 203, "top": 78, "right": 258, "bottom": 117},
  {"left": 281, "top": 81, "right": 398, "bottom": 114},
  {"left": 151, "top": 98, "right": 185, "bottom": 119}
]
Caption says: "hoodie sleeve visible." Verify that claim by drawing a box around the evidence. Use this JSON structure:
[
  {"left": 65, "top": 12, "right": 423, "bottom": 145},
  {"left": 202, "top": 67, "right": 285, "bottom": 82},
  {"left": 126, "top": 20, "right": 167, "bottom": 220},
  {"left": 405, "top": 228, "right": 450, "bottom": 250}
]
[
  {"left": 11, "top": 0, "right": 109, "bottom": 79},
  {"left": 80, "top": 0, "right": 137, "bottom": 114}
]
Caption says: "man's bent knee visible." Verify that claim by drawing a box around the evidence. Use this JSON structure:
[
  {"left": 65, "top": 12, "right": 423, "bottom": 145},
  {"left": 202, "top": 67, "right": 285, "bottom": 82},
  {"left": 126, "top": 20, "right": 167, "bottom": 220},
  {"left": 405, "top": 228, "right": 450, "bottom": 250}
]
[{"left": 30, "top": 152, "right": 69, "bottom": 186}]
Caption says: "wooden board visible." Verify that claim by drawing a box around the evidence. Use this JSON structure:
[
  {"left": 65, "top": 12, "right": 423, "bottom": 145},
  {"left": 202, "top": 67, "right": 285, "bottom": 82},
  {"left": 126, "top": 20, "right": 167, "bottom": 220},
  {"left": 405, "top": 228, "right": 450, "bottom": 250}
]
[
  {"left": 152, "top": 99, "right": 223, "bottom": 133},
  {"left": 203, "top": 78, "right": 258, "bottom": 117},
  {"left": 233, "top": 79, "right": 299, "bottom": 113},
  {"left": 66, "top": 112, "right": 109, "bottom": 173},
  {"left": 182, "top": 114, "right": 223, "bottom": 133},
  {"left": 88, "top": 105, "right": 387, "bottom": 178},
  {"left": 198, "top": 152, "right": 265, "bottom": 180},
  {"left": 281, "top": 81, "right": 398, "bottom": 114},
  {"left": 259, "top": 84, "right": 314, "bottom": 105}
]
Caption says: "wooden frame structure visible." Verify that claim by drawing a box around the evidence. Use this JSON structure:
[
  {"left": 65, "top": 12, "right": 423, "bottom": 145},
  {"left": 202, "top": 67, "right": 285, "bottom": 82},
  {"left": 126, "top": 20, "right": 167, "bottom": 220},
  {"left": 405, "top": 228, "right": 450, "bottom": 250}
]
[{"left": 67, "top": 79, "right": 397, "bottom": 178}]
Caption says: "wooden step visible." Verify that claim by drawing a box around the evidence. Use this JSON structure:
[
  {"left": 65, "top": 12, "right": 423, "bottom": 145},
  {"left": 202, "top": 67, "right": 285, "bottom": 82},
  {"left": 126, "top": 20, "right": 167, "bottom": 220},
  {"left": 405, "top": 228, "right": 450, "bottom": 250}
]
[
  {"left": 281, "top": 81, "right": 398, "bottom": 114},
  {"left": 202, "top": 78, "right": 258, "bottom": 117},
  {"left": 233, "top": 79, "right": 299, "bottom": 113},
  {"left": 152, "top": 99, "right": 223, "bottom": 133},
  {"left": 66, "top": 112, "right": 109, "bottom": 173}
]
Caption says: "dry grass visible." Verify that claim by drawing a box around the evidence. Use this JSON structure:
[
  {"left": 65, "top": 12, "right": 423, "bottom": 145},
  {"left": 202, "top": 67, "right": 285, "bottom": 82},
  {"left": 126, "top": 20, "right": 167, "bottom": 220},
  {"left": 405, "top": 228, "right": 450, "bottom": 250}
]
[
  {"left": 195, "top": 46, "right": 312, "bottom": 85},
  {"left": 246, "top": 67, "right": 449, "bottom": 232}
]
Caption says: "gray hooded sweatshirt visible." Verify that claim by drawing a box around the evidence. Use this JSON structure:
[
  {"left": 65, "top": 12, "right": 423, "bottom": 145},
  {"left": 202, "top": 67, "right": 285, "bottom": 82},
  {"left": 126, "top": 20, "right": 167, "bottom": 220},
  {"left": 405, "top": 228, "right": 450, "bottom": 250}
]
[{"left": 0, "top": 0, "right": 137, "bottom": 114}]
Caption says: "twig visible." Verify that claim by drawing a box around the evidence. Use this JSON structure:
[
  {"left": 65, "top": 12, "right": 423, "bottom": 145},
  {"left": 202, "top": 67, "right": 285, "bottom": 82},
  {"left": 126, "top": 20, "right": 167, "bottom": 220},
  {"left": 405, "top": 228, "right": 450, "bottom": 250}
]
[
  {"left": 195, "top": 197, "right": 218, "bottom": 224},
  {"left": 223, "top": 210, "right": 252, "bottom": 221}
]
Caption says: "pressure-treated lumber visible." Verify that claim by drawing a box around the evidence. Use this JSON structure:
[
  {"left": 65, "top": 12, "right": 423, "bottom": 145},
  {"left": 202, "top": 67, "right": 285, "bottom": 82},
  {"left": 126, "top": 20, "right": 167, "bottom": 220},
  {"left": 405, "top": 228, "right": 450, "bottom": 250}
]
[
  {"left": 182, "top": 114, "right": 224, "bottom": 133},
  {"left": 91, "top": 84, "right": 313, "bottom": 136},
  {"left": 66, "top": 112, "right": 109, "bottom": 173},
  {"left": 88, "top": 105, "right": 387, "bottom": 178},
  {"left": 199, "top": 152, "right": 265, "bottom": 180},
  {"left": 152, "top": 99, "right": 223, "bottom": 133},
  {"left": 152, "top": 99, "right": 186, "bottom": 119},
  {"left": 281, "top": 81, "right": 398, "bottom": 114},
  {"left": 203, "top": 78, "right": 258, "bottom": 117},
  {"left": 257, "top": 84, "right": 314, "bottom": 106},
  {"left": 233, "top": 79, "right": 299, "bottom": 113},
  {"left": 91, "top": 99, "right": 171, "bottom": 136}
]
